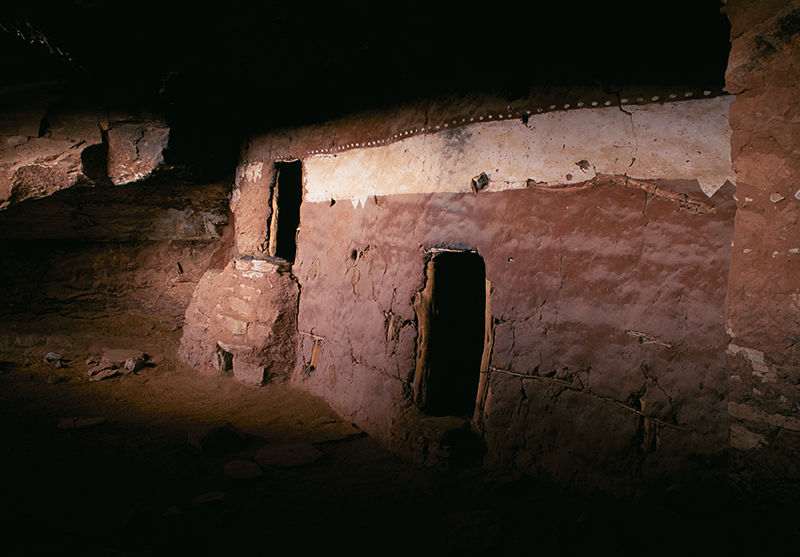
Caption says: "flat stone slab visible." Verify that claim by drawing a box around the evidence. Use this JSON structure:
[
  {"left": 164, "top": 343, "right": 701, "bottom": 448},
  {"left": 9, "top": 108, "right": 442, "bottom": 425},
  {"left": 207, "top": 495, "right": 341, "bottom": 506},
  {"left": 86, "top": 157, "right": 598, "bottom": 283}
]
[
  {"left": 104, "top": 349, "right": 147, "bottom": 372},
  {"left": 308, "top": 417, "right": 362, "bottom": 443},
  {"left": 87, "top": 360, "right": 114, "bottom": 376},
  {"left": 419, "top": 416, "right": 470, "bottom": 443},
  {"left": 103, "top": 349, "right": 146, "bottom": 363},
  {"left": 224, "top": 460, "right": 264, "bottom": 480},
  {"left": 193, "top": 491, "right": 226, "bottom": 505},
  {"left": 234, "top": 255, "right": 292, "bottom": 273},
  {"left": 419, "top": 416, "right": 469, "bottom": 431},
  {"left": 87, "top": 349, "right": 148, "bottom": 380},
  {"left": 254, "top": 443, "right": 323, "bottom": 468},
  {"left": 58, "top": 417, "right": 107, "bottom": 429},
  {"left": 89, "top": 368, "right": 120, "bottom": 381}
]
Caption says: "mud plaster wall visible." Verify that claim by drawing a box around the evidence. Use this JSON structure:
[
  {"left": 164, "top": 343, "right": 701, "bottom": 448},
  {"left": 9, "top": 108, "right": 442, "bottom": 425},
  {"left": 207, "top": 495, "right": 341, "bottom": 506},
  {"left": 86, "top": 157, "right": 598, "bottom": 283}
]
[
  {"left": 723, "top": 0, "right": 800, "bottom": 498},
  {"left": 290, "top": 182, "right": 734, "bottom": 492},
  {"left": 229, "top": 97, "right": 734, "bottom": 493},
  {"left": 232, "top": 161, "right": 275, "bottom": 255}
]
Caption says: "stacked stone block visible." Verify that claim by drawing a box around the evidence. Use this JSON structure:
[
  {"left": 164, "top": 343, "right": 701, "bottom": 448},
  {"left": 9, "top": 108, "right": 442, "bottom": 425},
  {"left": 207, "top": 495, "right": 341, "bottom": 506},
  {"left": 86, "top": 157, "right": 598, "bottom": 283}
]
[{"left": 179, "top": 255, "right": 297, "bottom": 386}]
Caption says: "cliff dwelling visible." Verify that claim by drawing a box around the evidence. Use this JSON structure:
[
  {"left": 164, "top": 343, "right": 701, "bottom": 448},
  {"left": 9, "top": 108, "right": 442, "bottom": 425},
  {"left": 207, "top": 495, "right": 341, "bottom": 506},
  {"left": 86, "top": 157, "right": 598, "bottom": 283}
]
[{"left": 1, "top": 0, "right": 799, "bottom": 554}]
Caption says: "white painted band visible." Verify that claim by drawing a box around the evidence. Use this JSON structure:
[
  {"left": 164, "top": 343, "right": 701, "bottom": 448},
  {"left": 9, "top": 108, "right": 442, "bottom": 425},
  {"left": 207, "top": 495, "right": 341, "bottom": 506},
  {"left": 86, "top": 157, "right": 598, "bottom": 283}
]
[{"left": 304, "top": 97, "right": 735, "bottom": 208}]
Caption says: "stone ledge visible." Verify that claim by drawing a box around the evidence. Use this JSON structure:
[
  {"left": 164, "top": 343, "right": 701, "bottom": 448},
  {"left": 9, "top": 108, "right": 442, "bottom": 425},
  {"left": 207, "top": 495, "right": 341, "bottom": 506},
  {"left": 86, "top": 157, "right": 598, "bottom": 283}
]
[{"left": 234, "top": 255, "right": 292, "bottom": 273}]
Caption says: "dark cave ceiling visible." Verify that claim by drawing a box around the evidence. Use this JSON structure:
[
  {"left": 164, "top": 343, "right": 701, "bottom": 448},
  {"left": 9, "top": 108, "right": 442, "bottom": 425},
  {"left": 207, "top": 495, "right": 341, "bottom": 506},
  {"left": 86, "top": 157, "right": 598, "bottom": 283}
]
[
  {"left": 0, "top": 0, "right": 734, "bottom": 237},
  {"left": 2, "top": 1, "right": 731, "bottom": 124},
  {"left": 1, "top": 1, "right": 733, "bottom": 175}
]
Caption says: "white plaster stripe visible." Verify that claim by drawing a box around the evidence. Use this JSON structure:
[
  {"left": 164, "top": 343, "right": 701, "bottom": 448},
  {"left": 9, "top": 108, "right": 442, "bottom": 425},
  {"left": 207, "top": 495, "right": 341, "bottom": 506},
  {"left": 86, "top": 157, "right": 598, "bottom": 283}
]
[{"left": 303, "top": 97, "right": 735, "bottom": 206}]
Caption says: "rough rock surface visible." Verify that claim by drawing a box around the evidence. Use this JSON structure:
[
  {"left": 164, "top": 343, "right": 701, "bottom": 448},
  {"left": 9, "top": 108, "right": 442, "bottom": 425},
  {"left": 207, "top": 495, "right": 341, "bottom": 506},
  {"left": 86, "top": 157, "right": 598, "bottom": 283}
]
[
  {"left": 0, "top": 93, "right": 99, "bottom": 209},
  {"left": 307, "top": 417, "right": 362, "bottom": 443},
  {"left": 192, "top": 491, "right": 226, "bottom": 505},
  {"left": 0, "top": 174, "right": 231, "bottom": 243},
  {"left": 107, "top": 122, "right": 170, "bottom": 186},
  {"left": 0, "top": 238, "right": 231, "bottom": 320},
  {"left": 0, "top": 93, "right": 170, "bottom": 209},
  {"left": 179, "top": 257, "right": 299, "bottom": 386},
  {"left": 723, "top": 0, "right": 800, "bottom": 500}
]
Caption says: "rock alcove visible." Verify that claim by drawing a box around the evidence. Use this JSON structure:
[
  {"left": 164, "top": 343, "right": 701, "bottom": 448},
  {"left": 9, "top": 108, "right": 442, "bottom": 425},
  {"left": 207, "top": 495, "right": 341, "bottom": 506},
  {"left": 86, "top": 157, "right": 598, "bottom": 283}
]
[{"left": 1, "top": 1, "right": 799, "bottom": 553}]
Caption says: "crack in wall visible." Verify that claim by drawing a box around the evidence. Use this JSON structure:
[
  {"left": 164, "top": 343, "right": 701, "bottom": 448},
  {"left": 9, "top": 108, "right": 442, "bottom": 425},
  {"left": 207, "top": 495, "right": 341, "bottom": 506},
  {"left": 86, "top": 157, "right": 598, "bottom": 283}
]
[
  {"left": 132, "top": 127, "right": 146, "bottom": 159},
  {"left": 527, "top": 173, "right": 716, "bottom": 214},
  {"left": 641, "top": 363, "right": 675, "bottom": 408},
  {"left": 489, "top": 366, "right": 687, "bottom": 432},
  {"left": 553, "top": 240, "right": 565, "bottom": 330}
]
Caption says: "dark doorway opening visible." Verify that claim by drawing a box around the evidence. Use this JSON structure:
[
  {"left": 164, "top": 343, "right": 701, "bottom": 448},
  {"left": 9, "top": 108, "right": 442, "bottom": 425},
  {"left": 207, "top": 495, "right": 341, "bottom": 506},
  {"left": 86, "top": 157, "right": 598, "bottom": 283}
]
[
  {"left": 271, "top": 160, "right": 303, "bottom": 262},
  {"left": 424, "top": 252, "right": 486, "bottom": 418}
]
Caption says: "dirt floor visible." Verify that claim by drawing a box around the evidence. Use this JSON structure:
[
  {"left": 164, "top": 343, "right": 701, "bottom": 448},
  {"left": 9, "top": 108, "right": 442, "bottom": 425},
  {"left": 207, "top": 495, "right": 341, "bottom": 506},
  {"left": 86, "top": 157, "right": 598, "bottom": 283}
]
[{"left": 0, "top": 310, "right": 797, "bottom": 556}]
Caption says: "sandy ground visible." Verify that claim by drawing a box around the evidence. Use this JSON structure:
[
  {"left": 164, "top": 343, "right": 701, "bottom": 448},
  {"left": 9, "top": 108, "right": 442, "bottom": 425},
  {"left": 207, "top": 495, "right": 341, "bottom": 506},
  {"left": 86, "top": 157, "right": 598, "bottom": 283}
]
[{"left": 0, "top": 311, "right": 797, "bottom": 556}]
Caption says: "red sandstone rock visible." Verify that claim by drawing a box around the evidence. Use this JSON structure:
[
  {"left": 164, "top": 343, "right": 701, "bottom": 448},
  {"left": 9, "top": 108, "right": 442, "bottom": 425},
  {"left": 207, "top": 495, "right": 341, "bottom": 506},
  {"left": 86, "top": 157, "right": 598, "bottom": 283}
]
[
  {"left": 106, "top": 122, "right": 169, "bottom": 185},
  {"left": 1, "top": 97, "right": 171, "bottom": 208}
]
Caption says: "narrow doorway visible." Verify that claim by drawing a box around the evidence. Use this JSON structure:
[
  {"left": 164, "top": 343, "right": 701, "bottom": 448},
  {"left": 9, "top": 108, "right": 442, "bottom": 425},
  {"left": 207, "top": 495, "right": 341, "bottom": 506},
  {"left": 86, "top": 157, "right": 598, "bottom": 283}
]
[
  {"left": 421, "top": 251, "right": 486, "bottom": 418},
  {"left": 269, "top": 160, "right": 303, "bottom": 262}
]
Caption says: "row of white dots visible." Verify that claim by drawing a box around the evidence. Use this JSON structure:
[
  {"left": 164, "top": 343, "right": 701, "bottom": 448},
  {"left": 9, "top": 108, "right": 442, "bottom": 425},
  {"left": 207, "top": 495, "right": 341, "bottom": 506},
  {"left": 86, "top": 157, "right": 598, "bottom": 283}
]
[
  {"left": 619, "top": 90, "right": 714, "bottom": 104},
  {"left": 305, "top": 89, "right": 726, "bottom": 155}
]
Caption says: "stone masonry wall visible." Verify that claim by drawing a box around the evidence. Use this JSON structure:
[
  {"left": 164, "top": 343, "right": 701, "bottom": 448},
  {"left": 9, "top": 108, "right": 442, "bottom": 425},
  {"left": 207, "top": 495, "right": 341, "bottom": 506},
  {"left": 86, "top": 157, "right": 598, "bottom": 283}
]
[
  {"left": 724, "top": 0, "right": 800, "bottom": 499},
  {"left": 179, "top": 257, "right": 298, "bottom": 386}
]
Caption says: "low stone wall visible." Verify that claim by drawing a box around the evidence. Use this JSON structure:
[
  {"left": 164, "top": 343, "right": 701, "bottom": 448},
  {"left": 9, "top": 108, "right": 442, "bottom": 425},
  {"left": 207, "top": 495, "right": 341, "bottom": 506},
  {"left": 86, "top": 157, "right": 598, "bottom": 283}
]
[{"left": 179, "top": 256, "right": 298, "bottom": 386}]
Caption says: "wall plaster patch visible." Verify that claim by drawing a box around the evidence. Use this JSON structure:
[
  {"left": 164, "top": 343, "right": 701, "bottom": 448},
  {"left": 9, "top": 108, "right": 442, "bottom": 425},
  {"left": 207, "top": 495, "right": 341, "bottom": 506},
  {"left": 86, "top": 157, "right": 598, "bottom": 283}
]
[
  {"left": 727, "top": 343, "right": 777, "bottom": 382},
  {"left": 236, "top": 161, "right": 263, "bottom": 187},
  {"left": 303, "top": 96, "right": 735, "bottom": 206}
]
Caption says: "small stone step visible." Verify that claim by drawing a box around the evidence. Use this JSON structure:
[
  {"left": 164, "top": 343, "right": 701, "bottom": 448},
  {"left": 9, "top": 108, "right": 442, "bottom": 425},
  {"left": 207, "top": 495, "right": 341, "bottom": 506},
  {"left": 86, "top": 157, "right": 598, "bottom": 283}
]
[{"left": 234, "top": 255, "right": 292, "bottom": 273}]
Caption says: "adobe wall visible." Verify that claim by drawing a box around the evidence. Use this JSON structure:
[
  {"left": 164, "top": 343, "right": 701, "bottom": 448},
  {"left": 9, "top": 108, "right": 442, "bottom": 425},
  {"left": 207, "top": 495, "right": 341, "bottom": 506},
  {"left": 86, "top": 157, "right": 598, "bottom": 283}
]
[
  {"left": 723, "top": 0, "right": 800, "bottom": 499},
  {"left": 224, "top": 95, "right": 737, "bottom": 494},
  {"left": 294, "top": 180, "right": 734, "bottom": 485}
]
